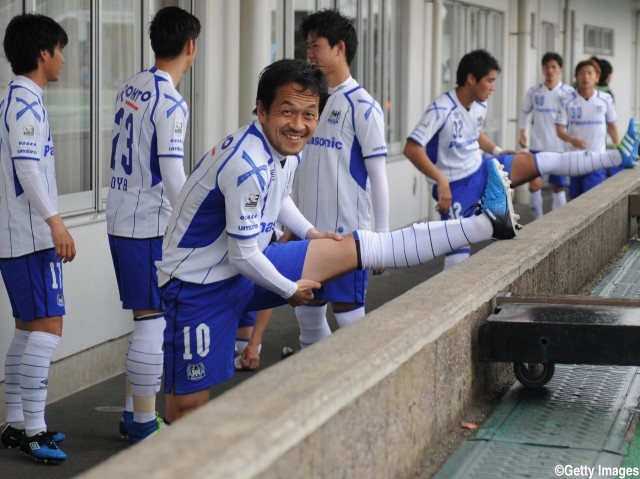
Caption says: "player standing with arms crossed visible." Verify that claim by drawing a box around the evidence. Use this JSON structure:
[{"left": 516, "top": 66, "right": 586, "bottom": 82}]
[
  {"left": 291, "top": 9, "right": 389, "bottom": 347},
  {"left": 519, "top": 52, "right": 575, "bottom": 218},
  {"left": 0, "top": 13, "right": 75, "bottom": 463},
  {"left": 106, "top": 6, "right": 200, "bottom": 444},
  {"left": 556, "top": 58, "right": 620, "bottom": 199}
]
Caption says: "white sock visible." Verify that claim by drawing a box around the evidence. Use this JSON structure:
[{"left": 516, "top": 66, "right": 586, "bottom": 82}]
[
  {"left": 335, "top": 306, "right": 365, "bottom": 329},
  {"left": 356, "top": 214, "right": 492, "bottom": 269},
  {"left": 536, "top": 150, "right": 622, "bottom": 177},
  {"left": 551, "top": 190, "right": 567, "bottom": 210},
  {"left": 128, "top": 317, "right": 165, "bottom": 424},
  {"left": 296, "top": 304, "right": 331, "bottom": 348},
  {"left": 529, "top": 189, "right": 543, "bottom": 219},
  {"left": 5, "top": 330, "right": 30, "bottom": 425},
  {"left": 21, "top": 331, "right": 59, "bottom": 437},
  {"left": 443, "top": 249, "right": 470, "bottom": 270}
]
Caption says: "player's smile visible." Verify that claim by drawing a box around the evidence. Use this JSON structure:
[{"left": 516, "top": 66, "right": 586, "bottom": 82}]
[{"left": 257, "top": 82, "right": 320, "bottom": 156}]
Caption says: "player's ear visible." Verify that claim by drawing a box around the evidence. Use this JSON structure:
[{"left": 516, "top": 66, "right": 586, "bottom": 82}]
[{"left": 256, "top": 100, "right": 266, "bottom": 121}]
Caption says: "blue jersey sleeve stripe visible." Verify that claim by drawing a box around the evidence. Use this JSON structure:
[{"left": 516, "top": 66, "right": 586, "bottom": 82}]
[
  {"left": 363, "top": 153, "right": 388, "bottom": 160},
  {"left": 227, "top": 231, "right": 260, "bottom": 239}
]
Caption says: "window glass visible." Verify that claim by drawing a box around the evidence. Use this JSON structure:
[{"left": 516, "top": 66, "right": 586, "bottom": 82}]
[
  {"left": 37, "top": 0, "right": 92, "bottom": 196},
  {"left": 100, "top": 2, "right": 142, "bottom": 191}
]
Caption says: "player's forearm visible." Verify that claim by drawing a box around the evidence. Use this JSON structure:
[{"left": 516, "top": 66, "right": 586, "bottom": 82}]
[
  {"left": 14, "top": 159, "right": 57, "bottom": 220},
  {"left": 228, "top": 237, "right": 297, "bottom": 299},
  {"left": 403, "top": 140, "right": 446, "bottom": 184},
  {"left": 607, "top": 123, "right": 620, "bottom": 145},
  {"left": 365, "top": 157, "right": 389, "bottom": 232}
]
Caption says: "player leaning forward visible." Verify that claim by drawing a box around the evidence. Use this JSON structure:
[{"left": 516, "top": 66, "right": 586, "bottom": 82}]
[{"left": 156, "top": 58, "right": 639, "bottom": 422}]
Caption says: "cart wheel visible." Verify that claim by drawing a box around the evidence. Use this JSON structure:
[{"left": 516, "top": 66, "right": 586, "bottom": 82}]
[{"left": 513, "top": 362, "right": 555, "bottom": 388}]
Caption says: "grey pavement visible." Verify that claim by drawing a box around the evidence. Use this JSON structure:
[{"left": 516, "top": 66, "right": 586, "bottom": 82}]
[{"left": 0, "top": 192, "right": 541, "bottom": 478}]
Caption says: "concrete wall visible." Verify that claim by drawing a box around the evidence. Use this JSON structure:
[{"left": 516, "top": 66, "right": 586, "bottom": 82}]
[{"left": 78, "top": 168, "right": 640, "bottom": 479}]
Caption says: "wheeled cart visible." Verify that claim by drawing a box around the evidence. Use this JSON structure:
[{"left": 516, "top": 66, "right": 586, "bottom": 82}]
[{"left": 477, "top": 293, "right": 640, "bottom": 387}]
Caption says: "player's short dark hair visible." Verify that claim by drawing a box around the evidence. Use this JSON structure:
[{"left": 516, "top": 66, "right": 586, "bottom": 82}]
[
  {"left": 254, "top": 59, "right": 328, "bottom": 115},
  {"left": 542, "top": 52, "right": 563, "bottom": 68},
  {"left": 590, "top": 56, "right": 612, "bottom": 86},
  {"left": 148, "top": 6, "right": 201, "bottom": 60},
  {"left": 456, "top": 49, "right": 501, "bottom": 86},
  {"left": 3, "top": 13, "right": 68, "bottom": 75},
  {"left": 299, "top": 9, "right": 358, "bottom": 66}
]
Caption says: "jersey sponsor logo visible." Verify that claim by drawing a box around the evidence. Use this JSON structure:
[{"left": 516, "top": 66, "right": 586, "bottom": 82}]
[
  {"left": 328, "top": 109, "right": 341, "bottom": 124},
  {"left": 240, "top": 213, "right": 257, "bottom": 220},
  {"left": 244, "top": 194, "right": 259, "bottom": 209},
  {"left": 119, "top": 84, "right": 152, "bottom": 103},
  {"left": 448, "top": 137, "right": 478, "bottom": 149},
  {"left": 22, "top": 125, "right": 35, "bottom": 138},
  {"left": 44, "top": 145, "right": 54, "bottom": 157},
  {"left": 238, "top": 223, "right": 259, "bottom": 232},
  {"left": 16, "top": 148, "right": 37, "bottom": 155},
  {"left": 260, "top": 221, "right": 277, "bottom": 233},
  {"left": 372, "top": 145, "right": 386, "bottom": 152},
  {"left": 307, "top": 136, "right": 343, "bottom": 149},
  {"left": 186, "top": 362, "right": 206, "bottom": 381}
]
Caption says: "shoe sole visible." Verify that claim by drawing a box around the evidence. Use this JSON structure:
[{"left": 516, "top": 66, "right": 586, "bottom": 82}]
[{"left": 485, "top": 160, "right": 519, "bottom": 239}]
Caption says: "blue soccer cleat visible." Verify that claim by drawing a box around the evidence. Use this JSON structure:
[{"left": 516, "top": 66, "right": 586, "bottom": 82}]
[
  {"left": 20, "top": 431, "right": 67, "bottom": 464},
  {"left": 618, "top": 117, "right": 639, "bottom": 168},
  {"left": 119, "top": 410, "right": 133, "bottom": 439},
  {"left": 127, "top": 415, "right": 165, "bottom": 445},
  {"left": 480, "top": 158, "right": 520, "bottom": 240},
  {"left": 1, "top": 423, "right": 65, "bottom": 449}
]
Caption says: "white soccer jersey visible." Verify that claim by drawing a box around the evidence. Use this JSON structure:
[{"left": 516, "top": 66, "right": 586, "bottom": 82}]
[
  {"left": 519, "top": 82, "right": 575, "bottom": 152},
  {"left": 556, "top": 90, "right": 616, "bottom": 152},
  {"left": 294, "top": 76, "right": 387, "bottom": 233},
  {"left": 157, "top": 121, "right": 297, "bottom": 286},
  {"left": 106, "top": 67, "right": 188, "bottom": 238},
  {"left": 407, "top": 90, "right": 486, "bottom": 182},
  {"left": 0, "top": 76, "right": 58, "bottom": 258}
]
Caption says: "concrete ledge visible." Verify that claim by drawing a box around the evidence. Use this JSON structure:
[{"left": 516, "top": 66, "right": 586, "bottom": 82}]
[{"left": 80, "top": 169, "right": 640, "bottom": 479}]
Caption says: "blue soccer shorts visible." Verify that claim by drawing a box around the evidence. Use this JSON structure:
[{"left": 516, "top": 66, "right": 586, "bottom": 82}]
[
  {"left": 312, "top": 270, "right": 367, "bottom": 305},
  {"left": 432, "top": 158, "right": 490, "bottom": 221},
  {"left": 108, "top": 235, "right": 163, "bottom": 311},
  {"left": 162, "top": 239, "right": 309, "bottom": 394},
  {"left": 0, "top": 248, "right": 66, "bottom": 321}
]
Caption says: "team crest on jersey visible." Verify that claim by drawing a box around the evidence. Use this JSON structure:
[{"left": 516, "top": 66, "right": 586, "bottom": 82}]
[
  {"left": 477, "top": 116, "right": 484, "bottom": 127},
  {"left": 244, "top": 194, "right": 260, "bottom": 209},
  {"left": 327, "top": 109, "right": 341, "bottom": 124},
  {"left": 596, "top": 105, "right": 604, "bottom": 114},
  {"left": 174, "top": 122, "right": 183, "bottom": 134},
  {"left": 57, "top": 293, "right": 65, "bottom": 306},
  {"left": 186, "top": 362, "right": 206, "bottom": 381},
  {"left": 23, "top": 125, "right": 35, "bottom": 138}
]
